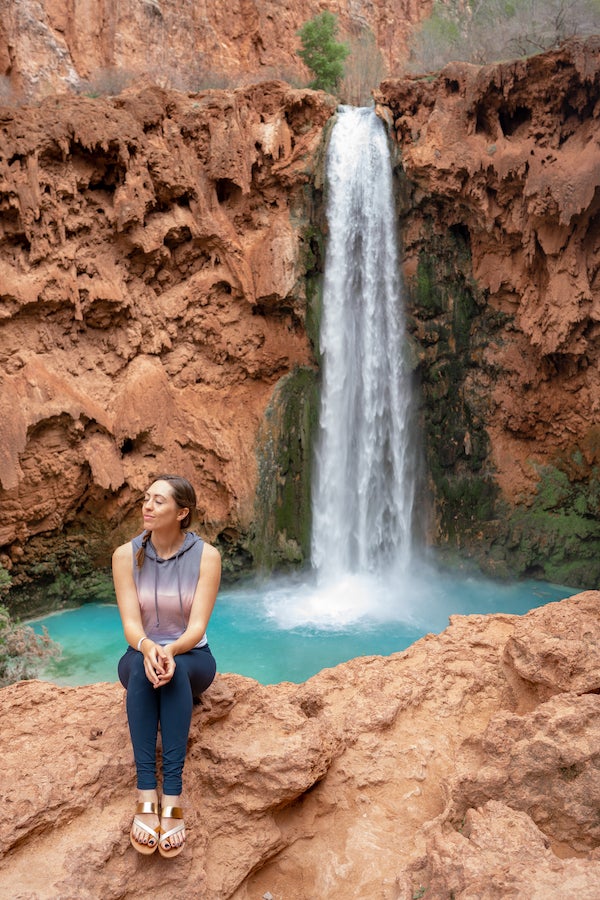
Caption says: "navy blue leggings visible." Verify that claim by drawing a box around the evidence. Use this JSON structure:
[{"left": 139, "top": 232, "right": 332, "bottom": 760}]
[{"left": 118, "top": 644, "right": 216, "bottom": 795}]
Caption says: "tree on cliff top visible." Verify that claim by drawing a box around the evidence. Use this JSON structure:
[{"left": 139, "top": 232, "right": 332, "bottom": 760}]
[
  {"left": 298, "top": 11, "right": 350, "bottom": 94},
  {"left": 408, "top": 0, "right": 600, "bottom": 71}
]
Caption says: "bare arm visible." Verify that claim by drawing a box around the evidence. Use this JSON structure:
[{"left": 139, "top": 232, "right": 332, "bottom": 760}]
[{"left": 112, "top": 542, "right": 145, "bottom": 647}]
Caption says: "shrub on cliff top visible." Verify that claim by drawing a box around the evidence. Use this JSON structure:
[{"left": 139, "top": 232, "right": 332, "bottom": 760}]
[
  {"left": 408, "top": 0, "right": 600, "bottom": 71},
  {"left": 297, "top": 11, "right": 350, "bottom": 94}
]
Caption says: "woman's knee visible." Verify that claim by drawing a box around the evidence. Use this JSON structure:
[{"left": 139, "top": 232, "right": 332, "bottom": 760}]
[
  {"left": 187, "top": 647, "right": 217, "bottom": 696},
  {"left": 118, "top": 647, "right": 146, "bottom": 689}
]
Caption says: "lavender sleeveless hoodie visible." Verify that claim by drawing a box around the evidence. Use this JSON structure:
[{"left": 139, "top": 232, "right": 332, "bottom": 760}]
[{"left": 131, "top": 531, "right": 207, "bottom": 647}]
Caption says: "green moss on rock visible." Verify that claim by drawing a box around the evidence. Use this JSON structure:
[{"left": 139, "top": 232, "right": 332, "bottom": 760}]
[
  {"left": 499, "top": 461, "right": 600, "bottom": 585},
  {"left": 251, "top": 366, "right": 319, "bottom": 571}
]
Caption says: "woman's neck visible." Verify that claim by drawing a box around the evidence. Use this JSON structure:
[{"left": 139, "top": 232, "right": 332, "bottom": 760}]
[{"left": 149, "top": 530, "right": 185, "bottom": 559}]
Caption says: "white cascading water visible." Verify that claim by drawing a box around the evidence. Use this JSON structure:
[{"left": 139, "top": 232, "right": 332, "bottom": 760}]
[
  {"left": 311, "top": 106, "right": 417, "bottom": 581},
  {"left": 263, "top": 106, "right": 420, "bottom": 629}
]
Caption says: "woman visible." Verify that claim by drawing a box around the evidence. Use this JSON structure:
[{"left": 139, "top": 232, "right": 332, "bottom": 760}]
[{"left": 112, "top": 474, "right": 221, "bottom": 857}]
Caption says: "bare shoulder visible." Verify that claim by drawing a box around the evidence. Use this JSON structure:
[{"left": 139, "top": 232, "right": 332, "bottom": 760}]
[
  {"left": 202, "top": 540, "right": 220, "bottom": 559},
  {"left": 201, "top": 541, "right": 221, "bottom": 571},
  {"left": 112, "top": 541, "right": 133, "bottom": 565}
]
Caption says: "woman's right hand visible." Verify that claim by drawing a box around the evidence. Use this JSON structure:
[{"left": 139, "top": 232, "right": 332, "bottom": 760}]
[{"left": 141, "top": 641, "right": 169, "bottom": 688}]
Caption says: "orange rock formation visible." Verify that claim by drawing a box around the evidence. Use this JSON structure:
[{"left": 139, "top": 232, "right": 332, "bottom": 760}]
[
  {"left": 0, "top": 82, "right": 334, "bottom": 580},
  {"left": 0, "top": 0, "right": 426, "bottom": 100},
  {"left": 1, "top": 25, "right": 599, "bottom": 587},
  {"left": 377, "top": 38, "right": 600, "bottom": 582},
  {"left": 2, "top": 592, "right": 600, "bottom": 897}
]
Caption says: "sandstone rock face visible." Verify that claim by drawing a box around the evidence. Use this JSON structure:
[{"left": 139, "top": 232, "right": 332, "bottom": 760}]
[
  {"left": 377, "top": 38, "right": 600, "bottom": 584},
  {"left": 2, "top": 31, "right": 600, "bottom": 588},
  {"left": 0, "top": 0, "right": 426, "bottom": 100},
  {"left": 1, "top": 592, "right": 600, "bottom": 898},
  {"left": 0, "top": 83, "right": 335, "bottom": 581}
]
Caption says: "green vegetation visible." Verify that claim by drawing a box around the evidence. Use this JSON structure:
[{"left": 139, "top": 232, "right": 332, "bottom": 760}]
[
  {"left": 252, "top": 367, "right": 319, "bottom": 570},
  {"left": 408, "top": 0, "right": 600, "bottom": 71},
  {"left": 0, "top": 605, "right": 60, "bottom": 686},
  {"left": 503, "top": 462, "right": 600, "bottom": 585},
  {"left": 0, "top": 563, "right": 60, "bottom": 686},
  {"left": 297, "top": 12, "right": 349, "bottom": 94}
]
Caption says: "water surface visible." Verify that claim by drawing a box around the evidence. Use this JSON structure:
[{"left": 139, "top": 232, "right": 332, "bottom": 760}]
[{"left": 31, "top": 568, "right": 576, "bottom": 686}]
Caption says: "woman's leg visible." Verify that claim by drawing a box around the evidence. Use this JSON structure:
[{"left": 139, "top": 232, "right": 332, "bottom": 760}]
[
  {"left": 118, "top": 647, "right": 162, "bottom": 850},
  {"left": 118, "top": 647, "right": 161, "bottom": 790},
  {"left": 158, "top": 645, "right": 216, "bottom": 853},
  {"left": 158, "top": 645, "right": 216, "bottom": 795}
]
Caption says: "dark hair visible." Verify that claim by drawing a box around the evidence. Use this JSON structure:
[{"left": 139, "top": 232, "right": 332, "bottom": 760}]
[{"left": 135, "top": 474, "right": 197, "bottom": 568}]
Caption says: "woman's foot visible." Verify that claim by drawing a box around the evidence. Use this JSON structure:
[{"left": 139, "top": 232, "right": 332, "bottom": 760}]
[
  {"left": 159, "top": 794, "right": 186, "bottom": 857},
  {"left": 130, "top": 789, "right": 161, "bottom": 854}
]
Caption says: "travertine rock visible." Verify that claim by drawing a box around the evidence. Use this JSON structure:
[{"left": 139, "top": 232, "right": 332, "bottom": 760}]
[
  {"left": 401, "top": 801, "right": 600, "bottom": 900},
  {"left": 0, "top": 0, "right": 426, "bottom": 101},
  {"left": 0, "top": 83, "right": 335, "bottom": 575},
  {"left": 2, "top": 592, "right": 600, "bottom": 899},
  {"left": 377, "top": 39, "right": 600, "bottom": 505},
  {"left": 1, "top": 34, "right": 600, "bottom": 584},
  {"left": 505, "top": 590, "right": 600, "bottom": 696}
]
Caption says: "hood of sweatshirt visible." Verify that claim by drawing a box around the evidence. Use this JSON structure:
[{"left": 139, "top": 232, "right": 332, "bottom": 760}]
[
  {"left": 131, "top": 530, "right": 203, "bottom": 629},
  {"left": 132, "top": 529, "right": 201, "bottom": 561}
]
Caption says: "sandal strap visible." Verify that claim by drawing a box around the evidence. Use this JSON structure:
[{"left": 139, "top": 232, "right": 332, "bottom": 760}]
[
  {"left": 132, "top": 817, "right": 161, "bottom": 841},
  {"left": 160, "top": 822, "right": 185, "bottom": 843},
  {"left": 161, "top": 806, "right": 183, "bottom": 819},
  {"left": 135, "top": 801, "right": 159, "bottom": 815}
]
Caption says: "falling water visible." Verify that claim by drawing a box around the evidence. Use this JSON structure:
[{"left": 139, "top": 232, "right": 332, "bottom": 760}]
[{"left": 311, "top": 106, "right": 417, "bottom": 580}]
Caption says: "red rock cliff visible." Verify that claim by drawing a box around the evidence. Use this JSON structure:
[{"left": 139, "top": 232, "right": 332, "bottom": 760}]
[
  {"left": 377, "top": 37, "right": 600, "bottom": 586},
  {"left": 0, "top": 82, "right": 334, "bottom": 585},
  {"left": 0, "top": 0, "right": 427, "bottom": 99},
  {"left": 2, "top": 26, "right": 600, "bottom": 591}
]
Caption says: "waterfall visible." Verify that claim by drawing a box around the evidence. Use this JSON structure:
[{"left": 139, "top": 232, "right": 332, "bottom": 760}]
[{"left": 311, "top": 106, "right": 417, "bottom": 581}]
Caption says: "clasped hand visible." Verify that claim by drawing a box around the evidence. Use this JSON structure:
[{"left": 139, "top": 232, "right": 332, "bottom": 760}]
[{"left": 142, "top": 642, "right": 176, "bottom": 688}]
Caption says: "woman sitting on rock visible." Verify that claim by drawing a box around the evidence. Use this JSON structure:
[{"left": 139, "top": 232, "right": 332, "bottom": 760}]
[{"left": 112, "top": 473, "right": 221, "bottom": 857}]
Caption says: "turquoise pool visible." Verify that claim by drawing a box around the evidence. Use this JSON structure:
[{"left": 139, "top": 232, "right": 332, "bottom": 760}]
[{"left": 30, "top": 566, "right": 577, "bottom": 686}]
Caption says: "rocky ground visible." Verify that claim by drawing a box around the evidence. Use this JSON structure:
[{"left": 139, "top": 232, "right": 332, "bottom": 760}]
[{"left": 2, "top": 591, "right": 599, "bottom": 899}]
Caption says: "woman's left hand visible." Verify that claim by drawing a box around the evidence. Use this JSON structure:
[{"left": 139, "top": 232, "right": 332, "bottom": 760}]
[{"left": 154, "top": 644, "right": 176, "bottom": 687}]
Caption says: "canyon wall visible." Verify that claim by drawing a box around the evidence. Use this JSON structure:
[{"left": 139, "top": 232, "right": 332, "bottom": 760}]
[
  {"left": 0, "top": 0, "right": 427, "bottom": 100},
  {"left": 1, "top": 25, "right": 600, "bottom": 599},
  {"left": 377, "top": 37, "right": 600, "bottom": 586},
  {"left": 0, "top": 81, "right": 335, "bottom": 602}
]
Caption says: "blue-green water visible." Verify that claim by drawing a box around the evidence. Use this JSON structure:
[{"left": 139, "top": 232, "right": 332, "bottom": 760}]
[{"left": 30, "top": 567, "right": 577, "bottom": 686}]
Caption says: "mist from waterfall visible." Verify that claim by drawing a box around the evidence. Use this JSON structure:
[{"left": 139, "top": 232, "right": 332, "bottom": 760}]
[
  {"left": 311, "top": 106, "right": 418, "bottom": 582},
  {"left": 262, "top": 105, "right": 425, "bottom": 630},
  {"left": 261, "top": 108, "right": 573, "bottom": 634}
]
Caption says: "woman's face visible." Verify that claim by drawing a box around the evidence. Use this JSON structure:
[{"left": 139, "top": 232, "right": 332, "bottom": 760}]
[{"left": 142, "top": 480, "right": 188, "bottom": 530}]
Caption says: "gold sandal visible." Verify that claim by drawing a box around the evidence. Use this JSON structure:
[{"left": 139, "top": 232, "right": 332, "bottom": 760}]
[
  {"left": 159, "top": 806, "right": 185, "bottom": 858},
  {"left": 130, "top": 801, "right": 161, "bottom": 855}
]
